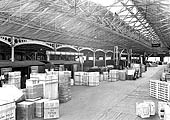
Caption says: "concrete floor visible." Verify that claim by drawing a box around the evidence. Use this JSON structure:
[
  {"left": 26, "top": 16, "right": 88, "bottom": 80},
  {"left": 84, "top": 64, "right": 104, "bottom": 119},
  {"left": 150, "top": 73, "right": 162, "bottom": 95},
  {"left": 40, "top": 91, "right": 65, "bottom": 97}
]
[{"left": 35, "top": 65, "right": 166, "bottom": 120}]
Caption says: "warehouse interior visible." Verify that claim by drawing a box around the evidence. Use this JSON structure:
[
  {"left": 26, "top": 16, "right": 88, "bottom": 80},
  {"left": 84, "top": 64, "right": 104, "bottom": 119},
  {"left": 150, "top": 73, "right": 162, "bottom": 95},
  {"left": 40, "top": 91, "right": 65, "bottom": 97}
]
[{"left": 0, "top": 0, "right": 170, "bottom": 120}]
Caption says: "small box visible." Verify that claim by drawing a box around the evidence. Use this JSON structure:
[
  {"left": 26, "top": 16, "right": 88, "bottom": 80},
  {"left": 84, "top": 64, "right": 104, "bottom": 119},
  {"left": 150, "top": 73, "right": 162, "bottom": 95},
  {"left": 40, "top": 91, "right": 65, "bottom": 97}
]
[
  {"left": 16, "top": 101, "right": 35, "bottom": 120},
  {"left": 44, "top": 100, "right": 59, "bottom": 119},
  {"left": 119, "top": 70, "right": 126, "bottom": 81},
  {"left": 35, "top": 99, "right": 49, "bottom": 118}
]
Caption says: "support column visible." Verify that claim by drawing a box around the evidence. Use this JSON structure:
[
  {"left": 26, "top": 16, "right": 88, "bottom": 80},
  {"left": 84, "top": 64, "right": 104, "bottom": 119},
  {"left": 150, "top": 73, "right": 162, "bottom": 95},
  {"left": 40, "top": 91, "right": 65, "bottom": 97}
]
[
  {"left": 160, "top": 55, "right": 164, "bottom": 62},
  {"left": 47, "top": 54, "right": 50, "bottom": 61},
  {"left": 104, "top": 52, "right": 107, "bottom": 67},
  {"left": 140, "top": 55, "right": 143, "bottom": 77},
  {"left": 114, "top": 46, "right": 119, "bottom": 68},
  {"left": 34, "top": 52, "right": 37, "bottom": 60},
  {"left": 93, "top": 51, "right": 96, "bottom": 67},
  {"left": 54, "top": 43, "right": 57, "bottom": 60},
  {"left": 11, "top": 37, "right": 15, "bottom": 62},
  {"left": 78, "top": 49, "right": 83, "bottom": 71},
  {"left": 11, "top": 46, "right": 14, "bottom": 62},
  {"left": 127, "top": 49, "right": 132, "bottom": 68}
]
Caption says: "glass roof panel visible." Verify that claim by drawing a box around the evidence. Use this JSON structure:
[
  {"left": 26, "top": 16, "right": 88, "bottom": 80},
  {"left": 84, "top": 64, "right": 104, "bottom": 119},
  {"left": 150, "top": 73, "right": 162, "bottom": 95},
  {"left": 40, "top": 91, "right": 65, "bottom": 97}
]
[{"left": 86, "top": 0, "right": 157, "bottom": 40}]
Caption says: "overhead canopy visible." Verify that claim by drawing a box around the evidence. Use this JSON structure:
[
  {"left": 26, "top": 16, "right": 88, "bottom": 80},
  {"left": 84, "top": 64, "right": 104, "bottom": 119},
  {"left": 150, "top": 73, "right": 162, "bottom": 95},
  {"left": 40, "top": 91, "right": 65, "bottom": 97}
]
[
  {"left": 0, "top": 61, "right": 45, "bottom": 68},
  {"left": 0, "top": 0, "right": 169, "bottom": 54},
  {"left": 49, "top": 60, "right": 80, "bottom": 65}
]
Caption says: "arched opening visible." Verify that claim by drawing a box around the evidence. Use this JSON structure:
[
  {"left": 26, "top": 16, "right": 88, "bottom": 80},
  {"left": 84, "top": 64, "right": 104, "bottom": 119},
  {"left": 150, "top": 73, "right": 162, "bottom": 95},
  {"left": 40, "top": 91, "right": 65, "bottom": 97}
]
[
  {"left": 15, "top": 44, "right": 53, "bottom": 61},
  {"left": 80, "top": 49, "right": 94, "bottom": 71},
  {"left": 0, "top": 41, "right": 11, "bottom": 60},
  {"left": 106, "top": 51, "right": 114, "bottom": 66},
  {"left": 95, "top": 50, "right": 105, "bottom": 67}
]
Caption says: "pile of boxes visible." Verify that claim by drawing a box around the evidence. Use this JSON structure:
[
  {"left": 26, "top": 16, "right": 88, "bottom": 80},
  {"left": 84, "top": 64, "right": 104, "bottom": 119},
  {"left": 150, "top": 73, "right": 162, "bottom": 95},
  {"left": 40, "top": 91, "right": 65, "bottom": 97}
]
[
  {"left": 74, "top": 72, "right": 85, "bottom": 86},
  {"left": 15, "top": 70, "right": 72, "bottom": 120},
  {"left": 58, "top": 71, "right": 72, "bottom": 103},
  {"left": 7, "top": 71, "right": 21, "bottom": 89},
  {"left": 88, "top": 72, "right": 100, "bottom": 86},
  {"left": 16, "top": 71, "right": 60, "bottom": 120},
  {"left": 149, "top": 80, "right": 170, "bottom": 101},
  {"left": 103, "top": 72, "right": 109, "bottom": 81},
  {"left": 16, "top": 99, "right": 59, "bottom": 120},
  {"left": 108, "top": 70, "right": 119, "bottom": 82},
  {"left": 74, "top": 72, "right": 100, "bottom": 86}
]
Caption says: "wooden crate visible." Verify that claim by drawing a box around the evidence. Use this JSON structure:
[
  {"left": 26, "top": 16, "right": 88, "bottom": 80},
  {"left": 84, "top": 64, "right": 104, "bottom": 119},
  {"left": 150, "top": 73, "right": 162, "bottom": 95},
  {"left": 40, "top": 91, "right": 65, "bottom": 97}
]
[
  {"left": 44, "top": 100, "right": 59, "bottom": 119},
  {"left": 35, "top": 99, "right": 49, "bottom": 118},
  {"left": 26, "top": 83, "right": 43, "bottom": 99},
  {"left": 119, "top": 70, "right": 126, "bottom": 81},
  {"left": 59, "top": 82, "right": 71, "bottom": 103},
  {"left": 82, "top": 72, "right": 88, "bottom": 86},
  {"left": 108, "top": 70, "right": 119, "bottom": 82},
  {"left": 88, "top": 72, "right": 100, "bottom": 86},
  {"left": 16, "top": 101, "right": 35, "bottom": 120},
  {"left": 58, "top": 71, "right": 71, "bottom": 84},
  {"left": 103, "top": 72, "right": 108, "bottom": 81},
  {"left": 43, "top": 81, "right": 58, "bottom": 100},
  {"left": 0, "top": 100, "right": 16, "bottom": 120},
  {"left": 8, "top": 71, "right": 21, "bottom": 89},
  {"left": 74, "top": 72, "right": 84, "bottom": 86}
]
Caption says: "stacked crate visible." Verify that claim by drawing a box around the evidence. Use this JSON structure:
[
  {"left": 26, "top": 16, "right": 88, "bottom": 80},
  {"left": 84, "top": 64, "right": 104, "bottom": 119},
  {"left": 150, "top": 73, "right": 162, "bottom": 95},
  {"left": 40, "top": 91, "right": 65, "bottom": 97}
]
[
  {"left": 82, "top": 72, "right": 88, "bottom": 85},
  {"left": 27, "top": 73, "right": 59, "bottom": 100},
  {"left": 19, "top": 71, "right": 60, "bottom": 119},
  {"left": 103, "top": 72, "right": 108, "bottom": 81},
  {"left": 7, "top": 71, "right": 21, "bottom": 89},
  {"left": 42, "top": 74, "right": 58, "bottom": 100},
  {"left": 149, "top": 80, "right": 170, "bottom": 101},
  {"left": 74, "top": 72, "right": 84, "bottom": 85},
  {"left": 26, "top": 82, "right": 43, "bottom": 99},
  {"left": 30, "top": 73, "right": 46, "bottom": 84},
  {"left": 119, "top": 70, "right": 126, "bottom": 81},
  {"left": 0, "top": 100, "right": 16, "bottom": 120},
  {"left": 149, "top": 80, "right": 158, "bottom": 99},
  {"left": 58, "top": 71, "right": 71, "bottom": 103},
  {"left": 157, "top": 82, "right": 170, "bottom": 102},
  {"left": 108, "top": 70, "right": 119, "bottom": 82},
  {"left": 99, "top": 74, "right": 104, "bottom": 82},
  {"left": 35, "top": 99, "right": 49, "bottom": 118},
  {"left": 88, "top": 72, "right": 100, "bottom": 86}
]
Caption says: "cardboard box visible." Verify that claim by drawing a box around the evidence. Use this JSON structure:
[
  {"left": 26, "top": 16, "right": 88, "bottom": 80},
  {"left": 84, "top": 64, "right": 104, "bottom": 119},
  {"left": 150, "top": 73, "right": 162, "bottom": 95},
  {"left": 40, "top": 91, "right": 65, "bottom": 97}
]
[
  {"left": 0, "top": 100, "right": 16, "bottom": 120},
  {"left": 17, "top": 101, "right": 35, "bottom": 120},
  {"left": 26, "top": 83, "right": 43, "bottom": 99},
  {"left": 44, "top": 100, "right": 59, "bottom": 119},
  {"left": 35, "top": 99, "right": 49, "bottom": 118}
]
